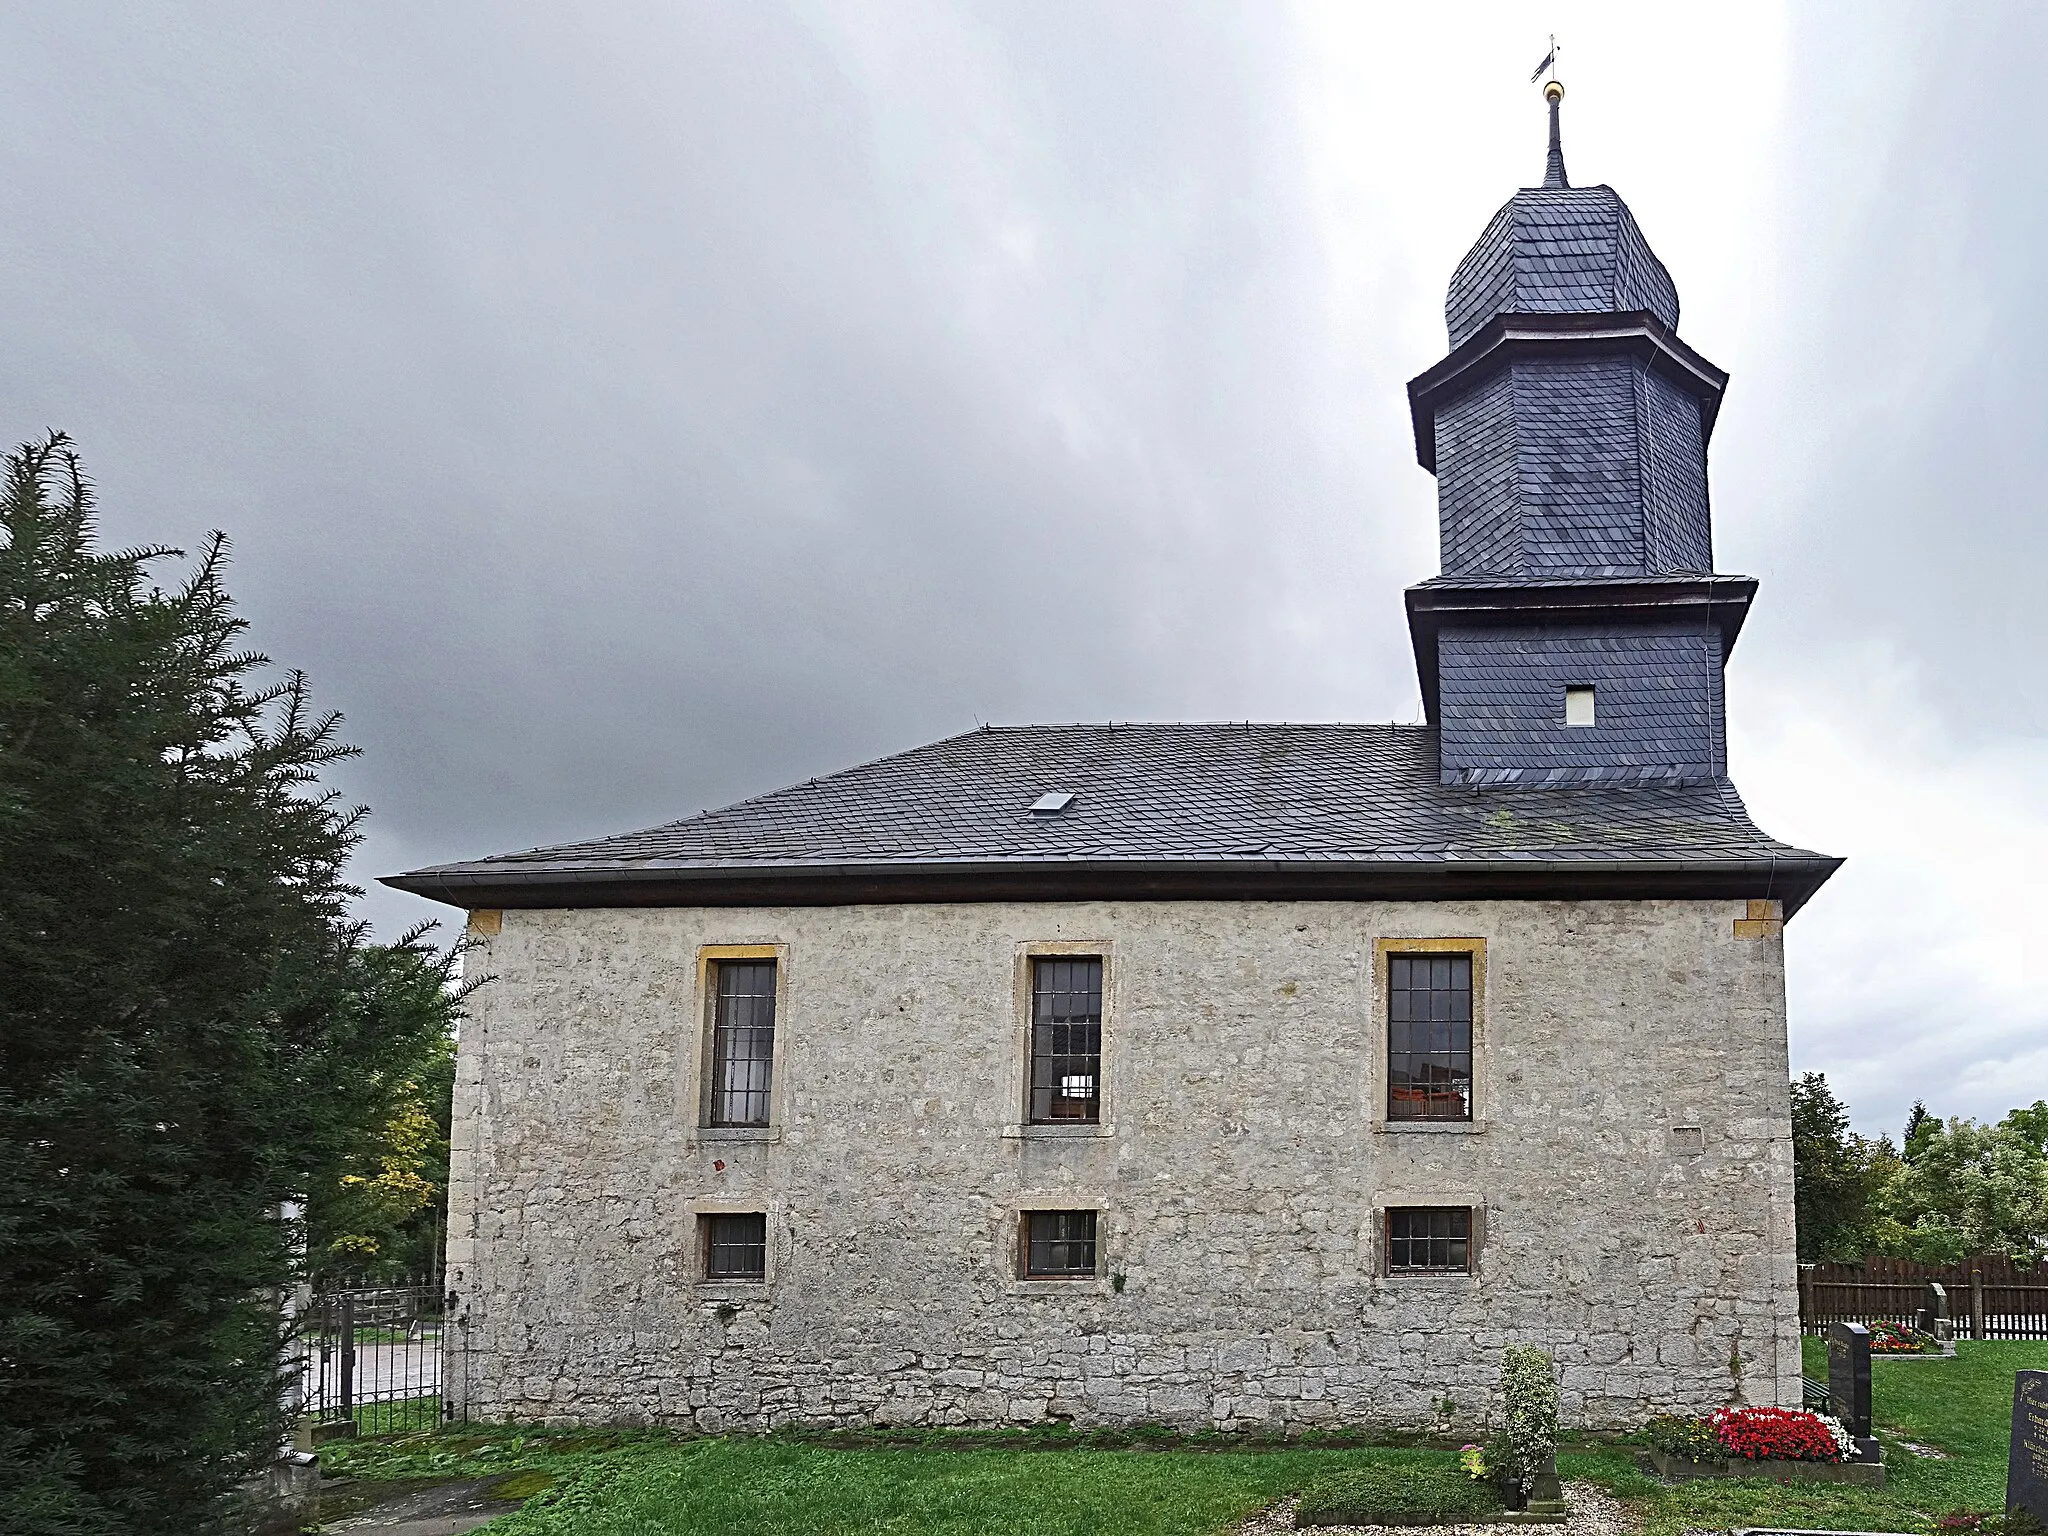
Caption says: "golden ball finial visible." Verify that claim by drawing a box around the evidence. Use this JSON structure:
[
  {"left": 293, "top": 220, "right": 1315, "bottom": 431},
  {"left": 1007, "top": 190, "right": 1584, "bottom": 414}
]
[{"left": 1543, "top": 78, "right": 1565, "bottom": 103}]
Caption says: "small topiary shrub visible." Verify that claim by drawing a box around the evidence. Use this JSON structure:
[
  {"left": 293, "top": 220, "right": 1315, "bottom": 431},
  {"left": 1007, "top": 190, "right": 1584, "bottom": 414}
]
[
  {"left": 1296, "top": 1461, "right": 1507, "bottom": 1527},
  {"left": 1489, "top": 1344, "right": 1560, "bottom": 1503}
]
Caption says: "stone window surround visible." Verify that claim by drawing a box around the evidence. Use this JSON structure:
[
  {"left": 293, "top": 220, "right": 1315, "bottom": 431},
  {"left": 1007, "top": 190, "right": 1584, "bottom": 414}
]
[
  {"left": 1000, "top": 1196, "right": 1114, "bottom": 1295},
  {"left": 686, "top": 1195, "right": 784, "bottom": 1294},
  {"left": 683, "top": 943, "right": 792, "bottom": 1145},
  {"left": 1368, "top": 936, "right": 1489, "bottom": 1135},
  {"left": 1002, "top": 940, "right": 1116, "bottom": 1141},
  {"left": 1366, "top": 1195, "right": 1488, "bottom": 1284}
]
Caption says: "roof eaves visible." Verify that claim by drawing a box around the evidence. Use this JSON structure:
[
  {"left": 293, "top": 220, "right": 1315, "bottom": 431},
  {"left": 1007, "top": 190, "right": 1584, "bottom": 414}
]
[{"left": 382, "top": 851, "right": 1842, "bottom": 918}]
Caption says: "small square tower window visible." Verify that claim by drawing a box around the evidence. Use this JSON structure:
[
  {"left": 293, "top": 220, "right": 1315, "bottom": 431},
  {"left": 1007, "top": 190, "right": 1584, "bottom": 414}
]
[{"left": 1564, "top": 685, "right": 1596, "bottom": 727}]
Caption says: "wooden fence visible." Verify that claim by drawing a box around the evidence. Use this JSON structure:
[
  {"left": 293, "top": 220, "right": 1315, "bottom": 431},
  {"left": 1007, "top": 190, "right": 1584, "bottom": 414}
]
[{"left": 1798, "top": 1255, "right": 2048, "bottom": 1339}]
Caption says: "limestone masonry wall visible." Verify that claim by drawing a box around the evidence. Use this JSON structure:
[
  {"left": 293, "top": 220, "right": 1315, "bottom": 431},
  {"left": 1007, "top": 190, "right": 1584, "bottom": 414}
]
[{"left": 443, "top": 898, "right": 1797, "bottom": 1432}]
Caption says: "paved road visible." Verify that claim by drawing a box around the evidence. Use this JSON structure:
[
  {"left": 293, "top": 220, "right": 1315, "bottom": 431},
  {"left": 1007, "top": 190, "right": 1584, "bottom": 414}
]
[
  {"left": 302, "top": 1341, "right": 441, "bottom": 1409},
  {"left": 320, "top": 1477, "right": 523, "bottom": 1536}
]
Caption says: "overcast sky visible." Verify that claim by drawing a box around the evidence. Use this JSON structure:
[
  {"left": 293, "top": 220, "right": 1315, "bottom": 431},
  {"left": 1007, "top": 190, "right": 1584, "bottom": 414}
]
[{"left": 3, "top": 2, "right": 2042, "bottom": 1138}]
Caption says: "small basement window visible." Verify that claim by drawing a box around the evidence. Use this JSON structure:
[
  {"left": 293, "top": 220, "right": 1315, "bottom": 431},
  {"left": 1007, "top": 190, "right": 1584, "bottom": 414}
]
[
  {"left": 1386, "top": 1206, "right": 1471, "bottom": 1274},
  {"left": 1021, "top": 1210, "right": 1098, "bottom": 1278},
  {"left": 703, "top": 1212, "right": 768, "bottom": 1281},
  {"left": 1564, "top": 685, "right": 1596, "bottom": 727}
]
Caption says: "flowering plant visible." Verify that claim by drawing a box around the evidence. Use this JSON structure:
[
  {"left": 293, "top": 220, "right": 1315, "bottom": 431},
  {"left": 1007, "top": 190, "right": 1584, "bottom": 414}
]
[
  {"left": 1708, "top": 1406, "right": 1844, "bottom": 1462},
  {"left": 1644, "top": 1413, "right": 1721, "bottom": 1461},
  {"left": 1459, "top": 1443, "right": 1488, "bottom": 1480},
  {"left": 1868, "top": 1319, "right": 1937, "bottom": 1353},
  {"left": 1814, "top": 1413, "right": 1858, "bottom": 1460}
]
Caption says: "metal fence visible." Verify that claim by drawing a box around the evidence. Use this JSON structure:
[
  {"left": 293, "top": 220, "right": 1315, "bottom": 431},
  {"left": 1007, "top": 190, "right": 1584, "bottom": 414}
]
[
  {"left": 1799, "top": 1255, "right": 2048, "bottom": 1340},
  {"left": 291, "top": 1280, "right": 460, "bottom": 1435}
]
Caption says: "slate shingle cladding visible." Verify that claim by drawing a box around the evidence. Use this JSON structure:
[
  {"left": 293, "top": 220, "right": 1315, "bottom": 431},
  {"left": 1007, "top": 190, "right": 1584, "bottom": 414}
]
[
  {"left": 1436, "top": 357, "right": 1712, "bottom": 578},
  {"left": 1446, "top": 187, "right": 1678, "bottom": 348},
  {"left": 385, "top": 722, "right": 1836, "bottom": 912},
  {"left": 1437, "top": 623, "right": 1725, "bottom": 784},
  {"left": 1416, "top": 161, "right": 1734, "bottom": 785}
]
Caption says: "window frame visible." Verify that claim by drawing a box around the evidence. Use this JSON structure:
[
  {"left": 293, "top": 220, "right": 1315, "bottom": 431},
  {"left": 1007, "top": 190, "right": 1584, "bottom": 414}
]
[
  {"left": 1026, "top": 954, "right": 1105, "bottom": 1126},
  {"left": 1385, "top": 948, "right": 1475, "bottom": 1125},
  {"left": 689, "top": 1197, "right": 780, "bottom": 1291},
  {"left": 701, "top": 1210, "right": 769, "bottom": 1282},
  {"left": 1005, "top": 941, "right": 1115, "bottom": 1139},
  {"left": 1018, "top": 1209, "right": 1100, "bottom": 1280},
  {"left": 690, "top": 944, "right": 789, "bottom": 1141},
  {"left": 1383, "top": 1205, "right": 1474, "bottom": 1275},
  {"left": 1370, "top": 937, "right": 1487, "bottom": 1135}
]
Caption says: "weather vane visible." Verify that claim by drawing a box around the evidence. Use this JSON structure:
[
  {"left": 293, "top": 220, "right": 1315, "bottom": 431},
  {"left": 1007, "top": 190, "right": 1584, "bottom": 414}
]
[{"left": 1532, "top": 34, "right": 1568, "bottom": 187}]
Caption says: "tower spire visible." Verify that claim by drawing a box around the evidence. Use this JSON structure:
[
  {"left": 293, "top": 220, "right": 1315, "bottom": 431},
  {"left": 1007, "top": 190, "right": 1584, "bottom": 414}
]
[{"left": 1542, "top": 78, "right": 1569, "bottom": 189}]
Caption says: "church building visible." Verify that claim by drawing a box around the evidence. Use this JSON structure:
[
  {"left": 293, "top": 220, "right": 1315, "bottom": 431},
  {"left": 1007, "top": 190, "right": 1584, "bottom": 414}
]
[{"left": 390, "top": 89, "right": 1839, "bottom": 1431}]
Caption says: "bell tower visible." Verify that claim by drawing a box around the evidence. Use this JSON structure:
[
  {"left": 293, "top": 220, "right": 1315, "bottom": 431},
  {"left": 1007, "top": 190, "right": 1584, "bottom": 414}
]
[{"left": 1405, "top": 82, "right": 1756, "bottom": 785}]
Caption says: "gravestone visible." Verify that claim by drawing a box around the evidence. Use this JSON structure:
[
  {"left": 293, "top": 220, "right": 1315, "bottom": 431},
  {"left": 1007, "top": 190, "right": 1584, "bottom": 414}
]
[
  {"left": 1928, "top": 1281, "right": 1952, "bottom": 1342},
  {"left": 1827, "top": 1321, "right": 1879, "bottom": 1462},
  {"left": 2010, "top": 1370, "right": 2048, "bottom": 1522}
]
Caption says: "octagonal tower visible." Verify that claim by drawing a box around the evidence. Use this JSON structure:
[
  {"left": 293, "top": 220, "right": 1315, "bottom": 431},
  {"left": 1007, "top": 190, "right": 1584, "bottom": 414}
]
[{"left": 1405, "top": 84, "right": 1755, "bottom": 785}]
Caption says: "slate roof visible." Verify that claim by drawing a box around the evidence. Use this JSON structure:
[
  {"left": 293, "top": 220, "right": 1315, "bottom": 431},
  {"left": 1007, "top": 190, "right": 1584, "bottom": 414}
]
[
  {"left": 1446, "top": 187, "right": 1679, "bottom": 348},
  {"left": 385, "top": 723, "right": 1839, "bottom": 914}
]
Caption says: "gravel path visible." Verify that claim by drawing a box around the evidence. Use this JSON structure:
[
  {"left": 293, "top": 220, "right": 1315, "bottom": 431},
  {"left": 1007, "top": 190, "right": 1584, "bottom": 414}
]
[{"left": 1237, "top": 1480, "right": 1636, "bottom": 1536}]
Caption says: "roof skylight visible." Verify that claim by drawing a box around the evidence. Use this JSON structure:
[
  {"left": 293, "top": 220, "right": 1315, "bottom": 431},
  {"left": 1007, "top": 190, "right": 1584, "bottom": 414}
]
[{"left": 1029, "top": 791, "right": 1076, "bottom": 815}]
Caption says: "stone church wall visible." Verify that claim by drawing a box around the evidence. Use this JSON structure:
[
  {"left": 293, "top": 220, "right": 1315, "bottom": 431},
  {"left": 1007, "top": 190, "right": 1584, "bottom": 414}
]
[{"left": 443, "top": 897, "right": 1797, "bottom": 1432}]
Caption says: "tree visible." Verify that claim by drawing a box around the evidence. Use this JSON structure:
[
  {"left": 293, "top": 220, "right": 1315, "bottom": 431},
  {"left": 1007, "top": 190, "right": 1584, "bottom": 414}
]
[
  {"left": 1879, "top": 1111, "right": 2048, "bottom": 1263},
  {"left": 0, "top": 434, "right": 456, "bottom": 1534},
  {"left": 305, "top": 945, "right": 460, "bottom": 1282},
  {"left": 1789, "top": 1072, "right": 1894, "bottom": 1261}
]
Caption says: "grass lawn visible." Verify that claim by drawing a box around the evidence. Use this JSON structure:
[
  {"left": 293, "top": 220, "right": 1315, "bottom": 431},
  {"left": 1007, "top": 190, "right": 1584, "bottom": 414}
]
[{"left": 319, "top": 1341, "right": 2047, "bottom": 1535}]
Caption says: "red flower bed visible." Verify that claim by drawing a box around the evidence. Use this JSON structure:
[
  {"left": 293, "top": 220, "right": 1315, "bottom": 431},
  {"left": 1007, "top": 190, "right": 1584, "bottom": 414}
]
[{"left": 1708, "top": 1406, "right": 1842, "bottom": 1462}]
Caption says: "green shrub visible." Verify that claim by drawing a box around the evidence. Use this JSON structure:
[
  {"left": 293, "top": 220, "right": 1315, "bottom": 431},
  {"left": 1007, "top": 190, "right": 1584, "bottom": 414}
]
[
  {"left": 1644, "top": 1413, "right": 1720, "bottom": 1461},
  {"left": 1295, "top": 1461, "right": 1505, "bottom": 1527}
]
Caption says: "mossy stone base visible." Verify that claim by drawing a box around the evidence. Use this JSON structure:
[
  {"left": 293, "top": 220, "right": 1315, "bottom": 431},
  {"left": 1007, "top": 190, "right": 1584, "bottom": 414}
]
[{"left": 1645, "top": 1447, "right": 1885, "bottom": 1486}]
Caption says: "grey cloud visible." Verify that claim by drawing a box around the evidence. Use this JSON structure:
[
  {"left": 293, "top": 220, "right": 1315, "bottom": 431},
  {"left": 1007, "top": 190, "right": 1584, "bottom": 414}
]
[{"left": 0, "top": 2, "right": 2039, "bottom": 1137}]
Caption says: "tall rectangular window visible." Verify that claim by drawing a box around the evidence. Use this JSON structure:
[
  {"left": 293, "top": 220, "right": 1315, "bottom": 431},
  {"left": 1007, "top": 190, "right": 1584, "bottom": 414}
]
[
  {"left": 1386, "top": 1207, "right": 1471, "bottom": 1273},
  {"left": 1029, "top": 956, "right": 1102, "bottom": 1124},
  {"left": 1388, "top": 952, "right": 1473, "bottom": 1121},
  {"left": 1022, "top": 1210, "right": 1098, "bottom": 1278},
  {"left": 703, "top": 1212, "right": 767, "bottom": 1281},
  {"left": 709, "top": 960, "right": 776, "bottom": 1127}
]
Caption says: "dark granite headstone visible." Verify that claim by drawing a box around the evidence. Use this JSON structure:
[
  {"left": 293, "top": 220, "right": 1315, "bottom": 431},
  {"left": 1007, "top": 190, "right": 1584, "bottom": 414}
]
[
  {"left": 1827, "top": 1321, "right": 1878, "bottom": 1462},
  {"left": 2010, "top": 1370, "right": 2048, "bottom": 1521}
]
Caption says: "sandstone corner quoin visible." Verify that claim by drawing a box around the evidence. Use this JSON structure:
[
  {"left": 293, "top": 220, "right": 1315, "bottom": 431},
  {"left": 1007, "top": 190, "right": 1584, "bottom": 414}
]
[{"left": 387, "top": 88, "right": 1839, "bottom": 1435}]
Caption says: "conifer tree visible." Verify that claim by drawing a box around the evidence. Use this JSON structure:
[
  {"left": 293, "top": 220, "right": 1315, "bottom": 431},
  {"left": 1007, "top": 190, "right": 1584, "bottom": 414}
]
[{"left": 0, "top": 433, "right": 456, "bottom": 1534}]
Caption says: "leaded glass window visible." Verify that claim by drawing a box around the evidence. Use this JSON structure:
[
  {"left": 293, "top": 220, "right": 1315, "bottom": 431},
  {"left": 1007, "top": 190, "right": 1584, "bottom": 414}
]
[
  {"left": 1387, "top": 952, "right": 1472, "bottom": 1121},
  {"left": 709, "top": 960, "right": 776, "bottom": 1127},
  {"left": 1029, "top": 957, "right": 1102, "bottom": 1124}
]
